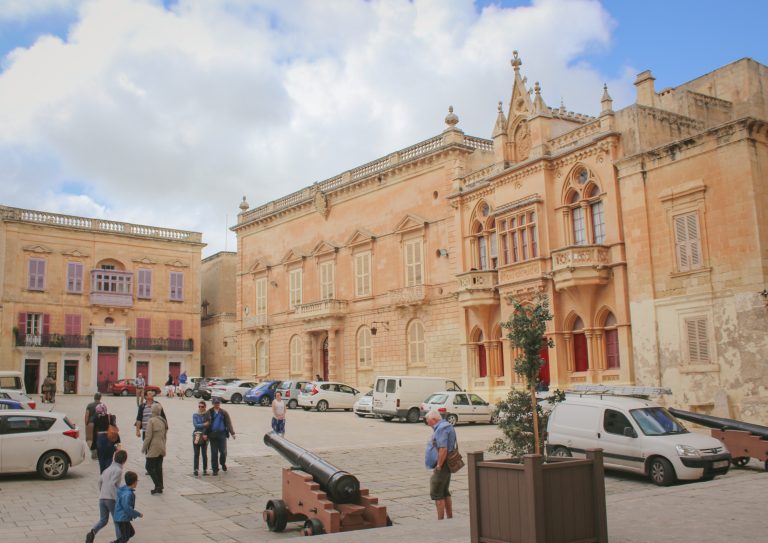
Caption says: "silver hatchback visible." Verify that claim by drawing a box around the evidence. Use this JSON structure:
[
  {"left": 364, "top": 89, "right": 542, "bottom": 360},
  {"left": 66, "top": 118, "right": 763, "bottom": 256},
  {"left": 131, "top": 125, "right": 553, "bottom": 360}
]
[{"left": 420, "top": 391, "right": 498, "bottom": 426}]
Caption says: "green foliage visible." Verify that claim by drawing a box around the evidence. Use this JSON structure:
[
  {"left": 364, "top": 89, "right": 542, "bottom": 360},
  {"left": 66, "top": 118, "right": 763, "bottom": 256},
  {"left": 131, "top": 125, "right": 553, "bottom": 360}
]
[
  {"left": 489, "top": 389, "right": 565, "bottom": 457},
  {"left": 503, "top": 294, "right": 554, "bottom": 385}
]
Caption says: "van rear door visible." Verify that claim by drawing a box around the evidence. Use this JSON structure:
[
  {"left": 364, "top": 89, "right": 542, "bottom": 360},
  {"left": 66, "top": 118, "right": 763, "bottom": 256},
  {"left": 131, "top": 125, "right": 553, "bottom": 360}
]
[{"left": 373, "top": 377, "right": 398, "bottom": 415}]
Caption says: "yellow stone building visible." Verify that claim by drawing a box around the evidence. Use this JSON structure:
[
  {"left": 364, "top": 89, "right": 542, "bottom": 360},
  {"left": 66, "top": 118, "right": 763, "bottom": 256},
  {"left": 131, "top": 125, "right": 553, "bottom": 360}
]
[
  {"left": 0, "top": 206, "right": 204, "bottom": 394},
  {"left": 233, "top": 55, "right": 767, "bottom": 423},
  {"left": 201, "top": 251, "right": 238, "bottom": 378}
]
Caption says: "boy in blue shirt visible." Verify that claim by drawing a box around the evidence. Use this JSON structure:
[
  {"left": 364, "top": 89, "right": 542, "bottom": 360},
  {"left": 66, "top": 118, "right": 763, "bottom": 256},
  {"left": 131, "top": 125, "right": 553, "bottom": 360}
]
[{"left": 113, "top": 471, "right": 143, "bottom": 542}]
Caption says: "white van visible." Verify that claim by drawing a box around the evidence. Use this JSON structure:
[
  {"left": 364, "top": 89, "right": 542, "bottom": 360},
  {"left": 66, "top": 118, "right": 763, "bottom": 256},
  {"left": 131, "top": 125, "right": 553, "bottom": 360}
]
[
  {"left": 0, "top": 371, "right": 36, "bottom": 409},
  {"left": 373, "top": 376, "right": 462, "bottom": 423},
  {"left": 546, "top": 393, "right": 731, "bottom": 486}
]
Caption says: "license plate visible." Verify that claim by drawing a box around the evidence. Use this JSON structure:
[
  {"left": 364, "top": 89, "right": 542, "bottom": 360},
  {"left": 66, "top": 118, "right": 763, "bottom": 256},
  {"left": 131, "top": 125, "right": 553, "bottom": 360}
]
[{"left": 713, "top": 460, "right": 728, "bottom": 469}]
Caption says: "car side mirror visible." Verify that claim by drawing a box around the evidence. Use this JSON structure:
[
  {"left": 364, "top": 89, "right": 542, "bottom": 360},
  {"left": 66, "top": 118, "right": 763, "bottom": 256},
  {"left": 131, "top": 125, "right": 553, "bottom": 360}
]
[{"left": 623, "top": 427, "right": 637, "bottom": 438}]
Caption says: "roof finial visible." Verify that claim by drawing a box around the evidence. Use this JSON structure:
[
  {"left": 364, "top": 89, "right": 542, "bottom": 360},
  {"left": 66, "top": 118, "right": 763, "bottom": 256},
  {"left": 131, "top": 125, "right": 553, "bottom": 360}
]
[
  {"left": 559, "top": 98, "right": 566, "bottom": 115},
  {"left": 444, "top": 105, "right": 459, "bottom": 128},
  {"left": 497, "top": 101, "right": 503, "bottom": 113},
  {"left": 533, "top": 81, "right": 547, "bottom": 113},
  {"left": 511, "top": 50, "right": 522, "bottom": 72},
  {"left": 492, "top": 101, "right": 507, "bottom": 138},
  {"left": 239, "top": 195, "right": 249, "bottom": 212},
  {"left": 600, "top": 83, "right": 614, "bottom": 115}
]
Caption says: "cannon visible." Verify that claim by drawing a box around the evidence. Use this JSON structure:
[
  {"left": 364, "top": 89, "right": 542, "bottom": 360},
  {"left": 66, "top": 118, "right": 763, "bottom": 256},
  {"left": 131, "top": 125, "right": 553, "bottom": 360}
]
[
  {"left": 262, "top": 433, "right": 390, "bottom": 536},
  {"left": 669, "top": 408, "right": 768, "bottom": 471}
]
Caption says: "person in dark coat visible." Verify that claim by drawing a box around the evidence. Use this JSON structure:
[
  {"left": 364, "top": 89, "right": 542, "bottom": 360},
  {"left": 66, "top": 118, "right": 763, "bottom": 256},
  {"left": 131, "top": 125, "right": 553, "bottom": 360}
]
[{"left": 92, "top": 403, "right": 120, "bottom": 473}]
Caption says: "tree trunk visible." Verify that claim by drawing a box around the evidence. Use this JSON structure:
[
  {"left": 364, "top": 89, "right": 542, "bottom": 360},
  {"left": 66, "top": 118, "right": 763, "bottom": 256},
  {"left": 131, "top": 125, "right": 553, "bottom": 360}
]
[{"left": 530, "top": 382, "right": 540, "bottom": 455}]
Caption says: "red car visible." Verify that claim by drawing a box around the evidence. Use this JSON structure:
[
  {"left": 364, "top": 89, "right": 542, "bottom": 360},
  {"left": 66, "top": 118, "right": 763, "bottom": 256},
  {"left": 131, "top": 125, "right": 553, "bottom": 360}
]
[{"left": 108, "top": 379, "right": 162, "bottom": 396}]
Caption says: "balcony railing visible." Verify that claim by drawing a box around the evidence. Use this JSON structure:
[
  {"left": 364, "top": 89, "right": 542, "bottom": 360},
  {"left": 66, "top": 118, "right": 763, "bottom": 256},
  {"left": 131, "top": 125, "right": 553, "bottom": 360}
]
[
  {"left": 388, "top": 285, "right": 426, "bottom": 307},
  {"left": 550, "top": 245, "right": 612, "bottom": 290},
  {"left": 128, "top": 337, "right": 194, "bottom": 352},
  {"left": 456, "top": 270, "right": 499, "bottom": 307},
  {"left": 244, "top": 314, "right": 268, "bottom": 329},
  {"left": 15, "top": 334, "right": 92, "bottom": 348},
  {"left": 293, "top": 299, "right": 348, "bottom": 320}
]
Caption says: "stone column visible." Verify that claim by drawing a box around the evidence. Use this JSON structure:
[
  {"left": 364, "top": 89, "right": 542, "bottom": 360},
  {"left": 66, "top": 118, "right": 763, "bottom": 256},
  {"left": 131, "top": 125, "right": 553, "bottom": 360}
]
[
  {"left": 582, "top": 201, "right": 593, "bottom": 244},
  {"left": 468, "top": 345, "right": 478, "bottom": 381},
  {"left": 302, "top": 332, "right": 313, "bottom": 380},
  {"left": 585, "top": 330, "right": 597, "bottom": 383},
  {"left": 328, "top": 328, "right": 338, "bottom": 382}
]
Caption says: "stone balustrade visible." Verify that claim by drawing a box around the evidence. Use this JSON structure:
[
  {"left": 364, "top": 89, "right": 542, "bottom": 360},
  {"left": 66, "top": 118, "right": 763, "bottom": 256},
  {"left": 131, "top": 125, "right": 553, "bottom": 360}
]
[
  {"left": 244, "top": 313, "right": 268, "bottom": 329},
  {"left": 293, "top": 299, "right": 349, "bottom": 320},
  {"left": 550, "top": 245, "right": 611, "bottom": 290},
  {"left": 388, "top": 285, "right": 426, "bottom": 306}
]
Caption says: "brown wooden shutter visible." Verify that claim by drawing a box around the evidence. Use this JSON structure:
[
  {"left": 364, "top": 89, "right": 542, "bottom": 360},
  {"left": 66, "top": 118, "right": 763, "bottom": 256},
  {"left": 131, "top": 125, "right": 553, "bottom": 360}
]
[{"left": 674, "top": 215, "right": 689, "bottom": 271}]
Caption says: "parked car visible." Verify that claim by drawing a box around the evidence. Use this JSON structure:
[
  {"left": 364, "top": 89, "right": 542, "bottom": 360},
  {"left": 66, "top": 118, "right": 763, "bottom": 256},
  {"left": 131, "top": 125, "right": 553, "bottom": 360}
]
[
  {"left": 0, "top": 370, "right": 37, "bottom": 409},
  {"left": 0, "top": 410, "right": 87, "bottom": 480},
  {"left": 420, "top": 391, "right": 498, "bottom": 425},
  {"left": 546, "top": 393, "right": 731, "bottom": 486},
  {"left": 210, "top": 380, "right": 260, "bottom": 404},
  {"left": 108, "top": 379, "right": 162, "bottom": 397},
  {"left": 298, "top": 382, "right": 360, "bottom": 412},
  {"left": 245, "top": 380, "right": 282, "bottom": 406},
  {"left": 276, "top": 380, "right": 312, "bottom": 409},
  {"left": 353, "top": 390, "right": 375, "bottom": 418},
  {"left": 373, "top": 376, "right": 463, "bottom": 423},
  {"left": 183, "top": 376, "right": 204, "bottom": 397},
  {"left": 0, "top": 399, "right": 26, "bottom": 410}
]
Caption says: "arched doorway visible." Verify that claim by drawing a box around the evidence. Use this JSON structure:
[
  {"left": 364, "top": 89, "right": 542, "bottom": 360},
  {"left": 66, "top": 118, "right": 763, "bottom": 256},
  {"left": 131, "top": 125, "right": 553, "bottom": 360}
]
[
  {"left": 475, "top": 330, "right": 487, "bottom": 378},
  {"left": 572, "top": 317, "right": 589, "bottom": 372}
]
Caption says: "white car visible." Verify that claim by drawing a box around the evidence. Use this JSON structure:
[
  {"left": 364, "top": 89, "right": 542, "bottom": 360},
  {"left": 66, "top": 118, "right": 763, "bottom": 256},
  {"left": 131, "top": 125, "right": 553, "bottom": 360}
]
[
  {"left": 0, "top": 410, "right": 87, "bottom": 480},
  {"left": 420, "top": 391, "right": 498, "bottom": 426},
  {"left": 353, "top": 390, "right": 375, "bottom": 418},
  {"left": 0, "top": 371, "right": 37, "bottom": 409},
  {"left": 210, "top": 380, "right": 260, "bottom": 404},
  {"left": 298, "top": 382, "right": 360, "bottom": 412}
]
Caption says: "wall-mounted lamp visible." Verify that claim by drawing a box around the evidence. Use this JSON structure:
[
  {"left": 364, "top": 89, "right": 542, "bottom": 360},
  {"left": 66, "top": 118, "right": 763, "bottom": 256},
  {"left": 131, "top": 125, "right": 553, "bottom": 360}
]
[
  {"left": 436, "top": 248, "right": 448, "bottom": 257},
  {"left": 370, "top": 321, "right": 390, "bottom": 336},
  {"left": 86, "top": 354, "right": 91, "bottom": 361},
  {"left": 270, "top": 280, "right": 279, "bottom": 287}
]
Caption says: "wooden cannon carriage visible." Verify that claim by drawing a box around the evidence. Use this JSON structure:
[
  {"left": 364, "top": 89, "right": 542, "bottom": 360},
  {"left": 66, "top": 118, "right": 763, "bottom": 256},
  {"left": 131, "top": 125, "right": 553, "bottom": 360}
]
[{"left": 262, "top": 433, "right": 391, "bottom": 536}]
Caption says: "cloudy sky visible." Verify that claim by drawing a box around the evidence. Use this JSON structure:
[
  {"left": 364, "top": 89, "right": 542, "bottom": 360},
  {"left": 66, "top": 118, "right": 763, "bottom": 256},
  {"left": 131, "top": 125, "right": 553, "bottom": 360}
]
[{"left": 1, "top": 0, "right": 765, "bottom": 256}]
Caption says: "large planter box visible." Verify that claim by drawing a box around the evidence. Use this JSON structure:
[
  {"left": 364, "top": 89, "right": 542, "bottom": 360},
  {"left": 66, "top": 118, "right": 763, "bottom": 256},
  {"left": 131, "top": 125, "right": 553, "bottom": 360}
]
[{"left": 468, "top": 449, "right": 608, "bottom": 543}]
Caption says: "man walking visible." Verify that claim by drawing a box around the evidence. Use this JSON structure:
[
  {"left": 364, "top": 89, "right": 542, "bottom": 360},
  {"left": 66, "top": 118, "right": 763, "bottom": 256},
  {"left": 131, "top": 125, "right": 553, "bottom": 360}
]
[
  {"left": 85, "top": 449, "right": 127, "bottom": 543},
  {"left": 142, "top": 404, "right": 168, "bottom": 495},
  {"left": 206, "top": 397, "right": 235, "bottom": 475},
  {"left": 424, "top": 409, "right": 457, "bottom": 520},
  {"left": 134, "top": 373, "right": 145, "bottom": 406},
  {"left": 85, "top": 392, "right": 101, "bottom": 459}
]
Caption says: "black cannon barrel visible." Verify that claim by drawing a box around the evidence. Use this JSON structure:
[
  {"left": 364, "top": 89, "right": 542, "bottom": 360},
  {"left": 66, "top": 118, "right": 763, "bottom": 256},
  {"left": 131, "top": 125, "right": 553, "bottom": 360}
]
[
  {"left": 264, "top": 433, "right": 361, "bottom": 503},
  {"left": 669, "top": 408, "right": 768, "bottom": 439}
]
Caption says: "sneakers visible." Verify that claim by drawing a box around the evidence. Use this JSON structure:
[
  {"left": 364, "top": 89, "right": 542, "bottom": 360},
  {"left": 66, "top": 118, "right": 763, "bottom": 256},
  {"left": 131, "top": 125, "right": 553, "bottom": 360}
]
[
  {"left": 85, "top": 529, "right": 95, "bottom": 543},
  {"left": 222, "top": 464, "right": 227, "bottom": 472},
  {"left": 150, "top": 488, "right": 163, "bottom": 495},
  {"left": 202, "top": 470, "right": 209, "bottom": 476},
  {"left": 212, "top": 470, "right": 218, "bottom": 476}
]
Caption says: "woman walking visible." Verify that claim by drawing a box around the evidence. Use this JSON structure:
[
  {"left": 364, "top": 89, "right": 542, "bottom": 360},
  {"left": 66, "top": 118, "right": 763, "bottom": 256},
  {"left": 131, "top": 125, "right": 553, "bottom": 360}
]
[
  {"left": 193, "top": 400, "right": 210, "bottom": 476},
  {"left": 142, "top": 403, "right": 168, "bottom": 495},
  {"left": 271, "top": 391, "right": 286, "bottom": 436},
  {"left": 92, "top": 403, "right": 120, "bottom": 473}
]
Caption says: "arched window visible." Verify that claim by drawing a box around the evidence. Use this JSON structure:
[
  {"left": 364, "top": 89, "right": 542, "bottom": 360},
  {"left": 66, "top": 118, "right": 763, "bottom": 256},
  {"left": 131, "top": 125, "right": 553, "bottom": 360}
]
[
  {"left": 604, "top": 312, "right": 620, "bottom": 369},
  {"left": 407, "top": 320, "right": 426, "bottom": 366},
  {"left": 476, "top": 331, "right": 487, "bottom": 378},
  {"left": 357, "top": 326, "right": 372, "bottom": 368},
  {"left": 572, "top": 317, "right": 589, "bottom": 372},
  {"left": 564, "top": 166, "right": 606, "bottom": 245},
  {"left": 257, "top": 340, "right": 268, "bottom": 375},
  {"left": 289, "top": 335, "right": 302, "bottom": 374},
  {"left": 470, "top": 203, "right": 498, "bottom": 270}
]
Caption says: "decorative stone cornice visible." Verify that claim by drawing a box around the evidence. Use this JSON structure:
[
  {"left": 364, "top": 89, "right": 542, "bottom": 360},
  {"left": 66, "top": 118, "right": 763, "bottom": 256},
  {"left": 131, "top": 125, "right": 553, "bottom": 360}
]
[
  {"left": 22, "top": 244, "right": 53, "bottom": 254},
  {"left": 132, "top": 256, "right": 157, "bottom": 265},
  {"left": 165, "top": 259, "right": 189, "bottom": 268},
  {"left": 62, "top": 248, "right": 90, "bottom": 258}
]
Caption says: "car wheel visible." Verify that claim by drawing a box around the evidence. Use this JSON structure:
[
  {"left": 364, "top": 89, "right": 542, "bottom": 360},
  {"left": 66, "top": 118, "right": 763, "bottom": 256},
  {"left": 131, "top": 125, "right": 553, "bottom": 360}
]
[
  {"left": 185, "top": 389, "right": 194, "bottom": 398},
  {"left": 446, "top": 414, "right": 458, "bottom": 426},
  {"left": 246, "top": 402, "right": 254, "bottom": 406},
  {"left": 302, "top": 406, "right": 311, "bottom": 411},
  {"left": 356, "top": 413, "right": 365, "bottom": 417},
  {"left": 288, "top": 399, "right": 298, "bottom": 409},
  {"left": 121, "top": 390, "right": 129, "bottom": 397},
  {"left": 317, "top": 400, "right": 329, "bottom": 412},
  {"left": 382, "top": 416, "right": 394, "bottom": 422},
  {"left": 490, "top": 414, "right": 500, "bottom": 424},
  {"left": 203, "top": 392, "right": 211, "bottom": 400},
  {"left": 648, "top": 457, "right": 676, "bottom": 486},
  {"left": 731, "top": 457, "right": 750, "bottom": 468},
  {"left": 549, "top": 446, "right": 572, "bottom": 458},
  {"left": 38, "top": 450, "right": 69, "bottom": 480},
  {"left": 193, "top": 391, "right": 201, "bottom": 398},
  {"left": 264, "top": 499, "right": 288, "bottom": 532},
  {"left": 260, "top": 396, "right": 272, "bottom": 407},
  {"left": 406, "top": 407, "right": 420, "bottom": 424},
  {"left": 230, "top": 393, "right": 242, "bottom": 404}
]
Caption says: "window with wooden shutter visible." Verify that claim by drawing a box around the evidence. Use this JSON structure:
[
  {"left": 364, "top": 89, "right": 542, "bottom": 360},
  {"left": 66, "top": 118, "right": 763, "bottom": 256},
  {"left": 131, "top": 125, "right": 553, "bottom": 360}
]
[
  {"left": 674, "top": 212, "right": 703, "bottom": 272},
  {"left": 169, "top": 272, "right": 184, "bottom": 301},
  {"left": 358, "top": 327, "right": 372, "bottom": 367},
  {"left": 136, "top": 318, "right": 151, "bottom": 349},
  {"left": 355, "top": 252, "right": 371, "bottom": 297},
  {"left": 28, "top": 258, "right": 46, "bottom": 290},
  {"left": 289, "top": 269, "right": 302, "bottom": 307},
  {"left": 137, "top": 269, "right": 152, "bottom": 299},
  {"left": 605, "top": 329, "right": 620, "bottom": 369},
  {"left": 407, "top": 320, "right": 426, "bottom": 365},
  {"left": 404, "top": 239, "right": 423, "bottom": 287},
  {"left": 255, "top": 277, "right": 267, "bottom": 316},
  {"left": 320, "top": 261, "right": 334, "bottom": 300},
  {"left": 290, "top": 335, "right": 303, "bottom": 373},
  {"left": 67, "top": 262, "right": 83, "bottom": 293},
  {"left": 685, "top": 317, "right": 710, "bottom": 364}
]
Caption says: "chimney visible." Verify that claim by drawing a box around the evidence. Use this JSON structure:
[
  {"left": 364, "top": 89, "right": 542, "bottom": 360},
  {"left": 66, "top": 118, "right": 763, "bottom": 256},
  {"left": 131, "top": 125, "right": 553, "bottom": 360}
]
[{"left": 634, "top": 70, "right": 656, "bottom": 107}]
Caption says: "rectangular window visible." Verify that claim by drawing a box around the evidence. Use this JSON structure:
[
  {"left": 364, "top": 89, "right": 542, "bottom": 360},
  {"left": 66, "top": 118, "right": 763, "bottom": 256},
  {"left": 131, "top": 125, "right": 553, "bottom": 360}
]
[
  {"left": 289, "top": 269, "right": 303, "bottom": 307},
  {"left": 685, "top": 317, "right": 710, "bottom": 364},
  {"left": 136, "top": 318, "right": 151, "bottom": 349},
  {"left": 255, "top": 277, "right": 267, "bottom": 316},
  {"left": 674, "top": 212, "right": 703, "bottom": 272},
  {"left": 169, "top": 272, "right": 184, "bottom": 301},
  {"left": 355, "top": 252, "right": 371, "bottom": 297},
  {"left": 499, "top": 220, "right": 509, "bottom": 265},
  {"left": 26, "top": 313, "right": 43, "bottom": 336},
  {"left": 66, "top": 262, "right": 83, "bottom": 293},
  {"left": 169, "top": 319, "right": 183, "bottom": 339},
  {"left": 591, "top": 201, "right": 605, "bottom": 244},
  {"left": 137, "top": 269, "right": 152, "bottom": 299},
  {"left": 28, "top": 258, "right": 46, "bottom": 290},
  {"left": 404, "top": 239, "right": 423, "bottom": 286},
  {"left": 489, "top": 232, "right": 498, "bottom": 269},
  {"left": 572, "top": 207, "right": 586, "bottom": 245},
  {"left": 320, "top": 261, "right": 335, "bottom": 300},
  {"left": 498, "top": 210, "right": 538, "bottom": 264},
  {"left": 64, "top": 314, "right": 81, "bottom": 336}
]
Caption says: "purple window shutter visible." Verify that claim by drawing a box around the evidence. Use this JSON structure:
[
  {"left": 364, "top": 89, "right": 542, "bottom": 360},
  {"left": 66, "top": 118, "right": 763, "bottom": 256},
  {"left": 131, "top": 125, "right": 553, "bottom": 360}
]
[
  {"left": 75, "top": 263, "right": 83, "bottom": 292},
  {"left": 37, "top": 260, "right": 46, "bottom": 289},
  {"left": 169, "top": 272, "right": 177, "bottom": 300},
  {"left": 170, "top": 272, "right": 184, "bottom": 300},
  {"left": 17, "top": 313, "right": 27, "bottom": 340}
]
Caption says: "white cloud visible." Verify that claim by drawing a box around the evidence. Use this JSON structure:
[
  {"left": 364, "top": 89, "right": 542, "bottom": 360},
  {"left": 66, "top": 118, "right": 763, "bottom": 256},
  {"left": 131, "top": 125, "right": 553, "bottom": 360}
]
[{"left": 0, "top": 0, "right": 633, "bottom": 256}]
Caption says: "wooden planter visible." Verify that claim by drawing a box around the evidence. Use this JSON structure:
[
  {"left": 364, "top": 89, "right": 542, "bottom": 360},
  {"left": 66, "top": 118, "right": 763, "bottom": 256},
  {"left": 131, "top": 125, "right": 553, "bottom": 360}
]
[{"left": 468, "top": 449, "right": 608, "bottom": 543}]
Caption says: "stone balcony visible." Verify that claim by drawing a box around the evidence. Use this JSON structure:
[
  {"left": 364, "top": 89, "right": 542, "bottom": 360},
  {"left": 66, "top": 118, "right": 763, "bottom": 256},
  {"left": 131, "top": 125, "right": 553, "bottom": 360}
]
[
  {"left": 550, "top": 245, "right": 611, "bottom": 291},
  {"left": 90, "top": 291, "right": 133, "bottom": 307},
  {"left": 388, "top": 285, "right": 426, "bottom": 307},
  {"left": 456, "top": 270, "right": 499, "bottom": 307},
  {"left": 293, "top": 299, "right": 349, "bottom": 321},
  {"left": 244, "top": 313, "right": 268, "bottom": 330}
]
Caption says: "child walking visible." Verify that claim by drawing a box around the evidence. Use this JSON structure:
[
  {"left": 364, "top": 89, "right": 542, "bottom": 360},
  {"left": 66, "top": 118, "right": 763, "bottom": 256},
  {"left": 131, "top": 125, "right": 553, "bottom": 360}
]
[
  {"left": 271, "top": 391, "right": 286, "bottom": 435},
  {"left": 113, "top": 471, "right": 142, "bottom": 542},
  {"left": 85, "top": 449, "right": 127, "bottom": 543}
]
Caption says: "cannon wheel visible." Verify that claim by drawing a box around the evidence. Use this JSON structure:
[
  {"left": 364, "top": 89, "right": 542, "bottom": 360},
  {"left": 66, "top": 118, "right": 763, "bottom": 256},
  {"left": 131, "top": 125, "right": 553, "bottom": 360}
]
[
  {"left": 731, "top": 457, "right": 750, "bottom": 468},
  {"left": 302, "top": 518, "right": 325, "bottom": 536},
  {"left": 264, "top": 499, "right": 288, "bottom": 532},
  {"left": 406, "top": 407, "right": 420, "bottom": 423}
]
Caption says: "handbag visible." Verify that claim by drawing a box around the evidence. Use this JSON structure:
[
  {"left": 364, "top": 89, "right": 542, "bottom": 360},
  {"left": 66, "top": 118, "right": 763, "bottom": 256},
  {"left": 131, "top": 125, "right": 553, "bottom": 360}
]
[
  {"left": 446, "top": 441, "right": 465, "bottom": 473},
  {"left": 193, "top": 431, "right": 203, "bottom": 445}
]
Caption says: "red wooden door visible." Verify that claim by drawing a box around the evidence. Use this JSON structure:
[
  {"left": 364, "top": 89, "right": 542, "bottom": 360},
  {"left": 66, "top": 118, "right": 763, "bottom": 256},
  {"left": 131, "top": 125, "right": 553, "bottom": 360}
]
[
  {"left": 478, "top": 344, "right": 487, "bottom": 378},
  {"left": 136, "top": 361, "right": 149, "bottom": 381},
  {"left": 538, "top": 343, "right": 550, "bottom": 385},
  {"left": 97, "top": 352, "right": 118, "bottom": 392},
  {"left": 573, "top": 333, "right": 589, "bottom": 372},
  {"left": 168, "top": 362, "right": 181, "bottom": 384}
]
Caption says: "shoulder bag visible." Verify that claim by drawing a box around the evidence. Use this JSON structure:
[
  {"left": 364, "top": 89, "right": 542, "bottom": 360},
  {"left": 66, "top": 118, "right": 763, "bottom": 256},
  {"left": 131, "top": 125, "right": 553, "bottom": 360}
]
[
  {"left": 446, "top": 433, "right": 464, "bottom": 473},
  {"left": 107, "top": 415, "right": 120, "bottom": 443}
]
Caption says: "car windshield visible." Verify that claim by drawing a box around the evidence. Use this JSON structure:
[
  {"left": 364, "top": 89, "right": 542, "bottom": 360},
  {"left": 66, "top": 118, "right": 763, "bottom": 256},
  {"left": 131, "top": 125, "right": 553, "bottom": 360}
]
[
  {"left": 425, "top": 393, "right": 448, "bottom": 404},
  {"left": 630, "top": 407, "right": 688, "bottom": 436},
  {"left": 0, "top": 376, "right": 23, "bottom": 389},
  {"left": 252, "top": 382, "right": 269, "bottom": 390},
  {"left": 277, "top": 382, "right": 290, "bottom": 390}
]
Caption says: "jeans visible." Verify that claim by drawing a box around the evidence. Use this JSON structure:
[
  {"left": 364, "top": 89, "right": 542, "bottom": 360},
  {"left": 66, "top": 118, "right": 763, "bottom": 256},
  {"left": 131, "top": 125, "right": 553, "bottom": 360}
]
[
  {"left": 209, "top": 433, "right": 227, "bottom": 472},
  {"left": 146, "top": 456, "right": 164, "bottom": 490},
  {"left": 271, "top": 418, "right": 285, "bottom": 435},
  {"left": 95, "top": 433, "right": 116, "bottom": 473},
  {"left": 91, "top": 498, "right": 119, "bottom": 539},
  {"left": 193, "top": 439, "right": 208, "bottom": 472},
  {"left": 115, "top": 521, "right": 135, "bottom": 542}
]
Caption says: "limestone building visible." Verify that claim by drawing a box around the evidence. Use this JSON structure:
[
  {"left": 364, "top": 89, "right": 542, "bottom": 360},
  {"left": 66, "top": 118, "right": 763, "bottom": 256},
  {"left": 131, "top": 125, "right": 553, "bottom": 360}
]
[
  {"left": 233, "top": 55, "right": 768, "bottom": 424},
  {"left": 0, "top": 206, "right": 204, "bottom": 394},
  {"left": 201, "top": 251, "right": 238, "bottom": 378}
]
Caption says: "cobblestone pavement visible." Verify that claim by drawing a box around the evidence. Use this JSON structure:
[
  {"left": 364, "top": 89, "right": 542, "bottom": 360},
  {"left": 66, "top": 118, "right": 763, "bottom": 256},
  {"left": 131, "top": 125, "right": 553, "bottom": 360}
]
[{"left": 0, "top": 394, "right": 764, "bottom": 542}]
